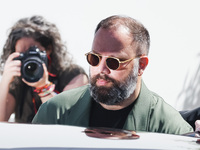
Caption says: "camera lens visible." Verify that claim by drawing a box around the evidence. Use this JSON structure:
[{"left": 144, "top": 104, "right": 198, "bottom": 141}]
[
  {"left": 25, "top": 62, "right": 38, "bottom": 76},
  {"left": 22, "top": 58, "right": 44, "bottom": 82}
]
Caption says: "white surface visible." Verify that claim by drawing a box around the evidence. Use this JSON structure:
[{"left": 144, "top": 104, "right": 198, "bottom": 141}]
[
  {"left": 0, "top": 0, "right": 200, "bottom": 110},
  {"left": 0, "top": 122, "right": 199, "bottom": 150}
]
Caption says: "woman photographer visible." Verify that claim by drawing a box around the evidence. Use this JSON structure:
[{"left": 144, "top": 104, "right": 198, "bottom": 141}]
[{"left": 0, "top": 15, "right": 88, "bottom": 123}]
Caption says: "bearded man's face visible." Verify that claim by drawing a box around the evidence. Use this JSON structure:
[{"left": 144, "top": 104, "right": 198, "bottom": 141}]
[{"left": 89, "top": 59, "right": 139, "bottom": 105}]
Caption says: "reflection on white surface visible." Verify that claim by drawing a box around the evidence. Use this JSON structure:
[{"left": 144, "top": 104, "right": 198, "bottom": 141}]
[
  {"left": 0, "top": 122, "right": 199, "bottom": 150},
  {"left": 8, "top": 113, "right": 15, "bottom": 122}
]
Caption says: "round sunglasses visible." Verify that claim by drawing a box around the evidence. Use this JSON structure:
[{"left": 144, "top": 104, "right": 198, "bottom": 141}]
[{"left": 85, "top": 52, "right": 140, "bottom": 70}]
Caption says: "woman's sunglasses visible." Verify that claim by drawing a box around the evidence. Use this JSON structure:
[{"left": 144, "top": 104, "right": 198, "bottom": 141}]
[{"left": 85, "top": 52, "right": 140, "bottom": 70}]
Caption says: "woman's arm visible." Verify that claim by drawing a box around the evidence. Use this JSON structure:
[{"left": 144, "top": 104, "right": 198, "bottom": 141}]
[
  {"left": 62, "top": 74, "right": 88, "bottom": 91},
  {"left": 0, "top": 52, "right": 21, "bottom": 121}
]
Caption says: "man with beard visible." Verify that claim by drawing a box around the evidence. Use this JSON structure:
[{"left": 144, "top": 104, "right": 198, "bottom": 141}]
[{"left": 32, "top": 15, "right": 193, "bottom": 134}]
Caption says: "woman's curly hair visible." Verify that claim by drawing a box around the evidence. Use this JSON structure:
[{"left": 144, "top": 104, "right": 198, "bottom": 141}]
[{"left": 0, "top": 15, "right": 73, "bottom": 75}]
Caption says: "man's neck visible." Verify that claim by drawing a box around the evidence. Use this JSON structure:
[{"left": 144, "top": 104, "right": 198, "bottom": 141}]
[{"left": 100, "top": 79, "right": 141, "bottom": 110}]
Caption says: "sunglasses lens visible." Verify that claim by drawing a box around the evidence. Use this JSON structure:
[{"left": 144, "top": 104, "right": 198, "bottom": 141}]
[
  {"left": 106, "top": 58, "right": 119, "bottom": 70},
  {"left": 87, "top": 53, "right": 99, "bottom": 66}
]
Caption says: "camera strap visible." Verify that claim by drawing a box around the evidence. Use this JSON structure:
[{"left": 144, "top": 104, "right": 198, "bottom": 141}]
[
  {"left": 48, "top": 72, "right": 56, "bottom": 77},
  {"left": 32, "top": 97, "right": 38, "bottom": 114}
]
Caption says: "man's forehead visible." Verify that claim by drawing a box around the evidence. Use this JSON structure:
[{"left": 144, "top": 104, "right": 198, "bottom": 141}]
[
  {"left": 97, "top": 24, "right": 131, "bottom": 35},
  {"left": 92, "top": 28, "right": 135, "bottom": 57}
]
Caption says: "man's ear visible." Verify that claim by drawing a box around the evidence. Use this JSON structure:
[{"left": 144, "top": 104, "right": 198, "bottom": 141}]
[{"left": 138, "top": 56, "right": 148, "bottom": 76}]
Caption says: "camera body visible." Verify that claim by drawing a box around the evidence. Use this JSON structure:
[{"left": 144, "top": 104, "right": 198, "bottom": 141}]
[{"left": 14, "top": 46, "right": 48, "bottom": 82}]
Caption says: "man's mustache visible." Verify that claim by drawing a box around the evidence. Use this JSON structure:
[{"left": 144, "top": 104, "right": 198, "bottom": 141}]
[{"left": 92, "top": 74, "right": 115, "bottom": 84}]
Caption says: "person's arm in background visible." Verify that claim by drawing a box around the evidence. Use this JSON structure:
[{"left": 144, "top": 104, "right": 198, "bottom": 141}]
[
  {"left": 180, "top": 107, "right": 200, "bottom": 132},
  {"left": 62, "top": 74, "right": 88, "bottom": 91},
  {"left": 195, "top": 120, "right": 200, "bottom": 131}
]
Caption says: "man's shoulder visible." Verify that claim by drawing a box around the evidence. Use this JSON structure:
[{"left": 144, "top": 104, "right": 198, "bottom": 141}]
[
  {"left": 47, "top": 84, "right": 90, "bottom": 107},
  {"left": 139, "top": 80, "right": 165, "bottom": 107},
  {"left": 148, "top": 91, "right": 193, "bottom": 134},
  {"left": 148, "top": 90, "right": 179, "bottom": 116}
]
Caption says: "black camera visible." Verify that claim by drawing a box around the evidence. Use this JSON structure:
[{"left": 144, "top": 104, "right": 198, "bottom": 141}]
[{"left": 14, "top": 46, "right": 48, "bottom": 82}]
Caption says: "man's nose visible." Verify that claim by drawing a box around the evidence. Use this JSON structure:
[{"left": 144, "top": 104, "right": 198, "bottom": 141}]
[{"left": 98, "top": 58, "right": 110, "bottom": 74}]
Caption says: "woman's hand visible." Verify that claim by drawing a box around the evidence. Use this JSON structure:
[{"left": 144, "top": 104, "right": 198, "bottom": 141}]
[
  {"left": 1, "top": 52, "right": 21, "bottom": 84},
  {"left": 22, "top": 63, "right": 50, "bottom": 88}
]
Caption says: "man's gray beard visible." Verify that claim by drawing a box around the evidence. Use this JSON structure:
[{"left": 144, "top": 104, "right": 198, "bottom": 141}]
[{"left": 89, "top": 59, "right": 139, "bottom": 105}]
